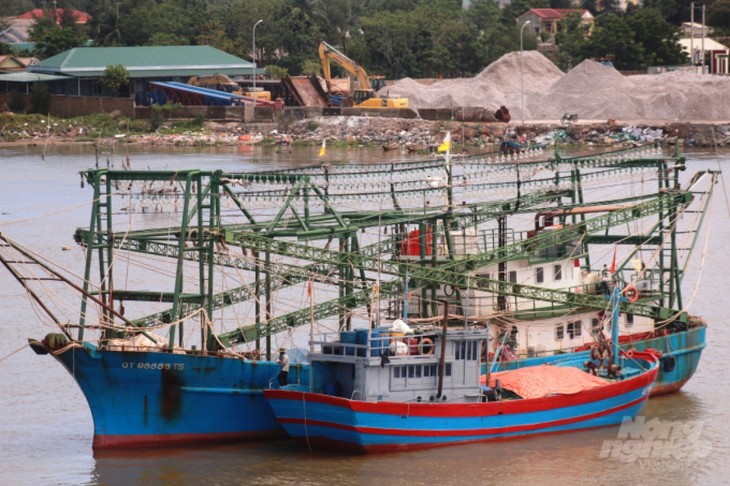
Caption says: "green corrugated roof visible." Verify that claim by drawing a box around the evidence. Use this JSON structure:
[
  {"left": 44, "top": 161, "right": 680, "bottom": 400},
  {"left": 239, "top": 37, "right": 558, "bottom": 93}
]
[
  {"left": 30, "top": 46, "right": 254, "bottom": 78},
  {"left": 0, "top": 71, "right": 71, "bottom": 82}
]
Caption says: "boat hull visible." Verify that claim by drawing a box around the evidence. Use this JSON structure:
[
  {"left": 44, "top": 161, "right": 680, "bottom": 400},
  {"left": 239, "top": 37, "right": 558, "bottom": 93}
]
[
  {"left": 50, "top": 343, "right": 308, "bottom": 449},
  {"left": 265, "top": 357, "right": 658, "bottom": 453},
  {"left": 491, "top": 325, "right": 705, "bottom": 396}
]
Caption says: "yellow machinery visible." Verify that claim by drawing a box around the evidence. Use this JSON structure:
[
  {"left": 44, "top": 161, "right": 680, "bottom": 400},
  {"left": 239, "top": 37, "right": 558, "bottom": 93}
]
[
  {"left": 187, "top": 74, "right": 271, "bottom": 101},
  {"left": 243, "top": 89, "right": 272, "bottom": 101},
  {"left": 318, "top": 41, "right": 408, "bottom": 109}
]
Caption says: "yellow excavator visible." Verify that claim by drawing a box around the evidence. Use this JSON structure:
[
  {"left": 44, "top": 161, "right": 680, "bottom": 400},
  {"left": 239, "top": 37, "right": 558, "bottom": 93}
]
[
  {"left": 318, "top": 41, "right": 408, "bottom": 109},
  {"left": 187, "top": 74, "right": 271, "bottom": 101}
]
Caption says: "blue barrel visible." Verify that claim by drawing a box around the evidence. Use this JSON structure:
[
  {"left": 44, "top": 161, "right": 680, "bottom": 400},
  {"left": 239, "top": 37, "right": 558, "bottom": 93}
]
[
  {"left": 355, "top": 329, "right": 369, "bottom": 356},
  {"left": 370, "top": 328, "right": 383, "bottom": 356},
  {"left": 340, "top": 330, "right": 357, "bottom": 356}
]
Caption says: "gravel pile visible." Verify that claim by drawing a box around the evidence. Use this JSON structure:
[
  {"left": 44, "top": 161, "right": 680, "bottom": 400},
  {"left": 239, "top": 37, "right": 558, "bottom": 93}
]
[{"left": 386, "top": 51, "right": 730, "bottom": 122}]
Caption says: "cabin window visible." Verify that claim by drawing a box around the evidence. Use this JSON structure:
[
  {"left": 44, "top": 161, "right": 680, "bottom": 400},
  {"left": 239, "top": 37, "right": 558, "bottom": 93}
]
[
  {"left": 456, "top": 341, "right": 465, "bottom": 360},
  {"left": 536, "top": 267, "right": 544, "bottom": 284},
  {"left": 592, "top": 318, "right": 603, "bottom": 334},
  {"left": 626, "top": 313, "right": 634, "bottom": 327},
  {"left": 555, "top": 324, "right": 564, "bottom": 340},
  {"left": 445, "top": 363, "right": 452, "bottom": 376},
  {"left": 554, "top": 264, "right": 562, "bottom": 281},
  {"left": 423, "top": 364, "right": 434, "bottom": 377},
  {"left": 394, "top": 366, "right": 401, "bottom": 378},
  {"left": 567, "top": 321, "right": 582, "bottom": 339},
  {"left": 509, "top": 271, "right": 517, "bottom": 283},
  {"left": 468, "top": 340, "right": 478, "bottom": 360},
  {"left": 407, "top": 365, "right": 422, "bottom": 378},
  {"left": 457, "top": 341, "right": 479, "bottom": 360}
]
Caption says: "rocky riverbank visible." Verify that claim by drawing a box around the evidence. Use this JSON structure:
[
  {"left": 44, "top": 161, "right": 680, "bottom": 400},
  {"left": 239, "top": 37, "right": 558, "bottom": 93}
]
[{"left": 2, "top": 114, "right": 730, "bottom": 149}]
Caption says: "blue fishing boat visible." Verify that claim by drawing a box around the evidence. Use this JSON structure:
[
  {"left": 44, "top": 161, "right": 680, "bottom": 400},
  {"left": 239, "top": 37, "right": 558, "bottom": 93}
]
[
  {"left": 490, "top": 324, "right": 705, "bottom": 396},
  {"left": 265, "top": 309, "right": 660, "bottom": 453},
  {"left": 28, "top": 340, "right": 306, "bottom": 448}
]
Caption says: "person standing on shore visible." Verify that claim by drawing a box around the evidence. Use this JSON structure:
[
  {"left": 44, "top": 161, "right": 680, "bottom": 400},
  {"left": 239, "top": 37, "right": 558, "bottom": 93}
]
[{"left": 277, "top": 347, "right": 290, "bottom": 386}]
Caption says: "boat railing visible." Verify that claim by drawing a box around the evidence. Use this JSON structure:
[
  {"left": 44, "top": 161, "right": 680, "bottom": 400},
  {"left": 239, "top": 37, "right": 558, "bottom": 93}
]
[
  {"left": 313, "top": 329, "right": 440, "bottom": 358},
  {"left": 313, "top": 329, "right": 390, "bottom": 358}
]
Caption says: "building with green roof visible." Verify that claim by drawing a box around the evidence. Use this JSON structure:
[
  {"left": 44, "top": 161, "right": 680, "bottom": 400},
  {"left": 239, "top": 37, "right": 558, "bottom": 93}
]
[{"left": 27, "top": 45, "right": 257, "bottom": 105}]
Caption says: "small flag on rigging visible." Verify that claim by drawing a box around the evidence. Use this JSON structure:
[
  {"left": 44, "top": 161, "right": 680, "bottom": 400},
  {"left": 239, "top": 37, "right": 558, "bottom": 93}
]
[
  {"left": 319, "top": 139, "right": 327, "bottom": 157},
  {"left": 437, "top": 131, "right": 451, "bottom": 153},
  {"left": 609, "top": 247, "right": 617, "bottom": 274}
]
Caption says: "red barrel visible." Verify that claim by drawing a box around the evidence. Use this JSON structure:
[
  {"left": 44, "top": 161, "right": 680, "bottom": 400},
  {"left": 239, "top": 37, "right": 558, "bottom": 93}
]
[{"left": 404, "top": 336, "right": 420, "bottom": 355}]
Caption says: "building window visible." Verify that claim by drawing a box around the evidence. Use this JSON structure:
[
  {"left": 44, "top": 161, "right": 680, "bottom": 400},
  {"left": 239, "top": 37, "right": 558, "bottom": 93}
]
[
  {"left": 536, "top": 267, "right": 544, "bottom": 284},
  {"left": 509, "top": 271, "right": 517, "bottom": 283},
  {"left": 554, "top": 264, "right": 562, "bottom": 281},
  {"left": 555, "top": 324, "right": 564, "bottom": 340}
]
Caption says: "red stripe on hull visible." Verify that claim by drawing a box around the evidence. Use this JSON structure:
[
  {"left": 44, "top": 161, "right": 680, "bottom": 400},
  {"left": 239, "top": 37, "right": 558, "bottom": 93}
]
[
  {"left": 93, "top": 429, "right": 284, "bottom": 449},
  {"left": 278, "top": 394, "right": 649, "bottom": 438}
]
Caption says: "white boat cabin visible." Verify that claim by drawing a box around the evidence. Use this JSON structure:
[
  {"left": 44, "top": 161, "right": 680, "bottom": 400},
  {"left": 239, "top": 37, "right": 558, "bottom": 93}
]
[
  {"left": 397, "top": 218, "right": 658, "bottom": 360},
  {"left": 309, "top": 326, "right": 487, "bottom": 403}
]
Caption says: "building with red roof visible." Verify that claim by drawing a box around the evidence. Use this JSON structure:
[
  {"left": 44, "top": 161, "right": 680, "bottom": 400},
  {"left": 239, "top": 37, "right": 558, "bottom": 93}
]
[
  {"left": 516, "top": 9, "right": 594, "bottom": 45},
  {"left": 17, "top": 8, "right": 91, "bottom": 24}
]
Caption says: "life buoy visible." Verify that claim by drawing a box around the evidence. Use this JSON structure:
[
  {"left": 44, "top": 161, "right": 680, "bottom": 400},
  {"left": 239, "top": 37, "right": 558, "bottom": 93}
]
[
  {"left": 443, "top": 284, "right": 456, "bottom": 297},
  {"left": 419, "top": 337, "right": 435, "bottom": 355},
  {"left": 623, "top": 283, "right": 639, "bottom": 303}
]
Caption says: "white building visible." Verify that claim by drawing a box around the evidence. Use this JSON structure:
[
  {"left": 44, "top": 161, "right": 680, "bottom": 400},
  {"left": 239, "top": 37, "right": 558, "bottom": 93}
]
[{"left": 678, "top": 37, "right": 729, "bottom": 74}]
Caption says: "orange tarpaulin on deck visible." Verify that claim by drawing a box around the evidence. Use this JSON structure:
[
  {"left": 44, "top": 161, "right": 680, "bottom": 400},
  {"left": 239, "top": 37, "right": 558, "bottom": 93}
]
[{"left": 481, "top": 365, "right": 608, "bottom": 399}]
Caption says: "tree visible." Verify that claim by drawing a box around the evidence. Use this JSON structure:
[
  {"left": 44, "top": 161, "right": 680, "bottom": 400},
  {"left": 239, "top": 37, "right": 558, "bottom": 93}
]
[
  {"left": 582, "top": 13, "right": 643, "bottom": 70},
  {"left": 625, "top": 8, "right": 685, "bottom": 67},
  {"left": 581, "top": 9, "right": 685, "bottom": 70},
  {"left": 708, "top": 0, "right": 730, "bottom": 34},
  {"left": 30, "top": 15, "right": 87, "bottom": 59},
  {"left": 100, "top": 64, "right": 129, "bottom": 96},
  {"left": 117, "top": 0, "right": 208, "bottom": 46},
  {"left": 265, "top": 64, "right": 288, "bottom": 80},
  {"left": 28, "top": 82, "right": 50, "bottom": 114},
  {"left": 360, "top": 10, "right": 420, "bottom": 78},
  {"left": 640, "top": 0, "right": 685, "bottom": 25},
  {"left": 467, "top": 0, "right": 525, "bottom": 69},
  {"left": 554, "top": 12, "right": 591, "bottom": 70},
  {"left": 300, "top": 59, "right": 321, "bottom": 76},
  {"left": 265, "top": 1, "right": 324, "bottom": 75},
  {"left": 86, "top": 0, "right": 124, "bottom": 46}
]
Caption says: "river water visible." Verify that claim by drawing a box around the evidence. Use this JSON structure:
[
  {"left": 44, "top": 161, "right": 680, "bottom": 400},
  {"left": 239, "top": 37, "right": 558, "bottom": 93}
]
[{"left": 0, "top": 143, "right": 728, "bottom": 486}]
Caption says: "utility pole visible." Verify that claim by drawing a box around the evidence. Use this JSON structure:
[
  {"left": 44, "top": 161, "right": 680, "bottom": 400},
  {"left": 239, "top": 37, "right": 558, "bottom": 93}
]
[
  {"left": 702, "top": 4, "right": 706, "bottom": 74},
  {"left": 691, "top": 2, "right": 694, "bottom": 69}
]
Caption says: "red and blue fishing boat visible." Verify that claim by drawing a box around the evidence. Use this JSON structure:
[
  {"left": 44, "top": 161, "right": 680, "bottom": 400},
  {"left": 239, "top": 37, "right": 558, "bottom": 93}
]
[{"left": 264, "top": 305, "right": 660, "bottom": 453}]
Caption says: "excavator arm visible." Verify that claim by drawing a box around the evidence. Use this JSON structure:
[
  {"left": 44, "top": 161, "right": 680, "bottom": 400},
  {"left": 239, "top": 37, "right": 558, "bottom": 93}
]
[{"left": 318, "top": 41, "right": 372, "bottom": 94}]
